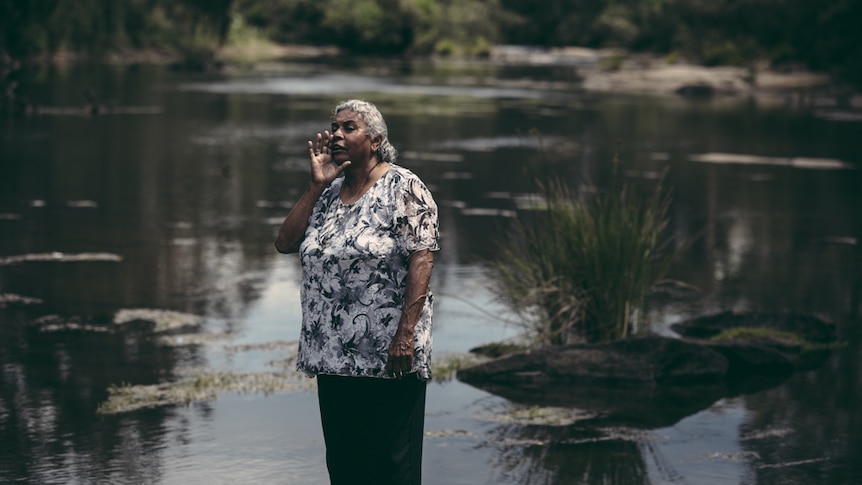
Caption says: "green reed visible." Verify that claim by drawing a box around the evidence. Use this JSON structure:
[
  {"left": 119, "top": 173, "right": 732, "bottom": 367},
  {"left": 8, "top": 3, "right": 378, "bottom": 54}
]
[{"left": 490, "top": 167, "right": 674, "bottom": 345}]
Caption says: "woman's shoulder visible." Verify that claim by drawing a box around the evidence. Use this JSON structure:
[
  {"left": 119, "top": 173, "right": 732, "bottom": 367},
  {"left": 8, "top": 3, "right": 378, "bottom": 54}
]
[
  {"left": 387, "top": 163, "right": 412, "bottom": 178},
  {"left": 381, "top": 165, "right": 437, "bottom": 211},
  {"left": 386, "top": 164, "right": 428, "bottom": 187}
]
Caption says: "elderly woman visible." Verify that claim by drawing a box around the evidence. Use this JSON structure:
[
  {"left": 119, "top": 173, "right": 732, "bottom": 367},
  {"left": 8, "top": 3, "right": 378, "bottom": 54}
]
[{"left": 275, "top": 99, "right": 439, "bottom": 485}]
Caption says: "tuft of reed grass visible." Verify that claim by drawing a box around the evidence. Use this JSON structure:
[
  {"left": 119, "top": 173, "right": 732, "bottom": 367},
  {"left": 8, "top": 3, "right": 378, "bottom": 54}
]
[{"left": 489, "top": 165, "right": 674, "bottom": 345}]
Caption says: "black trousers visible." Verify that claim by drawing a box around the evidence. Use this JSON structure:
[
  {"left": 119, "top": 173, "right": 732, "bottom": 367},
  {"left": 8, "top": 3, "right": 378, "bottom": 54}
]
[{"left": 316, "top": 373, "right": 427, "bottom": 485}]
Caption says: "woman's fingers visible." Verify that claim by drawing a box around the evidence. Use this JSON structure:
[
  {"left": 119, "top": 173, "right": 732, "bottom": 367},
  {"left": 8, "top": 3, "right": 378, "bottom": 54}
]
[
  {"left": 309, "top": 131, "right": 333, "bottom": 159},
  {"left": 386, "top": 346, "right": 413, "bottom": 377},
  {"left": 321, "top": 130, "right": 330, "bottom": 152},
  {"left": 312, "top": 131, "right": 330, "bottom": 155}
]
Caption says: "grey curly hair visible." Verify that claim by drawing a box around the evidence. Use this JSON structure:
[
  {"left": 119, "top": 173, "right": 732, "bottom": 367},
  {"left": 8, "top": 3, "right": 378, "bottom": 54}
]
[{"left": 333, "top": 99, "right": 398, "bottom": 163}]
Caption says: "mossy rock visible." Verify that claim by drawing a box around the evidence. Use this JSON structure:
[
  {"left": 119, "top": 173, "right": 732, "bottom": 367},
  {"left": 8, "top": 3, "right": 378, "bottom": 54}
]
[
  {"left": 469, "top": 341, "right": 529, "bottom": 358},
  {"left": 671, "top": 310, "right": 836, "bottom": 344},
  {"left": 672, "top": 311, "right": 837, "bottom": 372}
]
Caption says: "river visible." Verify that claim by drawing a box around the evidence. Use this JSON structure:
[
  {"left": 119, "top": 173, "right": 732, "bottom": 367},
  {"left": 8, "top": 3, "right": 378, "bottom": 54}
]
[{"left": 1, "top": 57, "right": 860, "bottom": 484}]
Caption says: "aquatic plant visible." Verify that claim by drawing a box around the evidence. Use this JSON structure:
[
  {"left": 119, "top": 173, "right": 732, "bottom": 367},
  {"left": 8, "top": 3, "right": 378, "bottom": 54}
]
[
  {"left": 0, "top": 252, "right": 122, "bottom": 265},
  {"left": 113, "top": 308, "right": 201, "bottom": 332},
  {"left": 96, "top": 370, "right": 311, "bottom": 415},
  {"left": 96, "top": 349, "right": 477, "bottom": 414},
  {"left": 0, "top": 293, "right": 43, "bottom": 307},
  {"left": 431, "top": 352, "right": 488, "bottom": 382},
  {"left": 489, "top": 166, "right": 674, "bottom": 345}
]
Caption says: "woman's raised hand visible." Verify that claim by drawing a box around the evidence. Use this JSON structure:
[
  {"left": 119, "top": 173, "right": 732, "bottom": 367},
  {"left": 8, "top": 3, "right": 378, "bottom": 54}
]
[{"left": 308, "top": 131, "right": 349, "bottom": 186}]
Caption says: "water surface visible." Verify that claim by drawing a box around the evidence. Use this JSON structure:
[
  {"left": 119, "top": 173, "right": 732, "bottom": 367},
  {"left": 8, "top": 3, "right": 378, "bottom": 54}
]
[{"left": 1, "top": 59, "right": 860, "bottom": 484}]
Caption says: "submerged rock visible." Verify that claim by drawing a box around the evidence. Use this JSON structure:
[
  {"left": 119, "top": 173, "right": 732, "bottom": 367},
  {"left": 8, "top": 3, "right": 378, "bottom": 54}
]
[{"left": 457, "top": 335, "right": 728, "bottom": 387}]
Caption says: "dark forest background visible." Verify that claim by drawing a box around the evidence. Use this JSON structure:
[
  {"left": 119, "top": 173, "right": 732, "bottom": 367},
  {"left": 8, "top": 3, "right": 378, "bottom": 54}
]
[{"left": 1, "top": 0, "right": 860, "bottom": 85}]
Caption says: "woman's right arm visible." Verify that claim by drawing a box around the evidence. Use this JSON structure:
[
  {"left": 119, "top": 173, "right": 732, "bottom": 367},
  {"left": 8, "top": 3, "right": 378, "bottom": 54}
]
[
  {"left": 274, "top": 181, "right": 327, "bottom": 253},
  {"left": 274, "top": 131, "right": 350, "bottom": 254}
]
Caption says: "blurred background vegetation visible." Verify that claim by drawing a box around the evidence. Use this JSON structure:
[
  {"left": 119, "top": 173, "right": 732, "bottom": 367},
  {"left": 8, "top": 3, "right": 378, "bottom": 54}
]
[{"left": 1, "top": 0, "right": 860, "bottom": 84}]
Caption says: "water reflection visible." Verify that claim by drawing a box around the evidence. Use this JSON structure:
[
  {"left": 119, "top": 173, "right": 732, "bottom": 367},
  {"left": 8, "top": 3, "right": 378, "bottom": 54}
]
[
  {"left": 1, "top": 60, "right": 861, "bottom": 484},
  {"left": 0, "top": 305, "right": 181, "bottom": 483},
  {"left": 488, "top": 425, "right": 651, "bottom": 485},
  {"left": 739, "top": 319, "right": 862, "bottom": 484}
]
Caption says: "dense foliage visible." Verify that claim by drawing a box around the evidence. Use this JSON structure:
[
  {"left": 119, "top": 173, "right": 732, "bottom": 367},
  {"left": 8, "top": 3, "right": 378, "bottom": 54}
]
[
  {"left": 0, "top": 0, "right": 232, "bottom": 58},
  {"left": 1, "top": 0, "right": 860, "bottom": 83}
]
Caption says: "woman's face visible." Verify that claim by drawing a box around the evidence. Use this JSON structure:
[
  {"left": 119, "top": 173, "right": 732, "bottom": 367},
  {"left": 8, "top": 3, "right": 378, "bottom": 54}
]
[{"left": 330, "top": 109, "right": 377, "bottom": 166}]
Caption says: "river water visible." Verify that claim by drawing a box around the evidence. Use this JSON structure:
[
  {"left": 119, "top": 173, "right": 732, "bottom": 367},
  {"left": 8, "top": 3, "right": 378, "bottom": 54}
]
[{"left": 1, "top": 58, "right": 860, "bottom": 484}]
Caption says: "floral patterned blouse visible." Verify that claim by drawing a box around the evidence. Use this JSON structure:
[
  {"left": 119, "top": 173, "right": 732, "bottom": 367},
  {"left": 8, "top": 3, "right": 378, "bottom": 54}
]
[{"left": 297, "top": 165, "right": 440, "bottom": 380}]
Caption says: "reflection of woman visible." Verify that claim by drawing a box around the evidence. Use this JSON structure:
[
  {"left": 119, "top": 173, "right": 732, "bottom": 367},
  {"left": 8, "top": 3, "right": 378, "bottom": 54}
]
[{"left": 275, "top": 99, "right": 439, "bottom": 484}]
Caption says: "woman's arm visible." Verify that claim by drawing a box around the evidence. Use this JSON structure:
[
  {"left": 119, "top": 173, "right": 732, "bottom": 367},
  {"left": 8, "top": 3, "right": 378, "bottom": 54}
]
[
  {"left": 274, "top": 131, "right": 350, "bottom": 254},
  {"left": 386, "top": 248, "right": 434, "bottom": 377},
  {"left": 274, "top": 182, "right": 326, "bottom": 253}
]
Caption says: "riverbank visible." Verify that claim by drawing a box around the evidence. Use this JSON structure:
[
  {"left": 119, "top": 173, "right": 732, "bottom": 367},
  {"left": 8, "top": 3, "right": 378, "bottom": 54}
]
[
  {"left": 10, "top": 43, "right": 856, "bottom": 106},
  {"left": 488, "top": 45, "right": 861, "bottom": 108},
  {"left": 220, "top": 43, "right": 855, "bottom": 105}
]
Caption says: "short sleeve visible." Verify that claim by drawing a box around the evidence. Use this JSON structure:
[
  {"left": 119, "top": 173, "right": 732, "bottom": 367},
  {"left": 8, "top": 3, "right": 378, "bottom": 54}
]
[{"left": 394, "top": 174, "right": 440, "bottom": 255}]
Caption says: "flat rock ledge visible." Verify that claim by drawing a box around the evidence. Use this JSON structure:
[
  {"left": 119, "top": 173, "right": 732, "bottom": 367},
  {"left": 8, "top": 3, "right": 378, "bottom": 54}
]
[
  {"left": 458, "top": 311, "right": 835, "bottom": 388},
  {"left": 457, "top": 336, "right": 728, "bottom": 388},
  {"left": 456, "top": 336, "right": 732, "bottom": 427},
  {"left": 673, "top": 310, "right": 837, "bottom": 373},
  {"left": 456, "top": 311, "right": 836, "bottom": 426}
]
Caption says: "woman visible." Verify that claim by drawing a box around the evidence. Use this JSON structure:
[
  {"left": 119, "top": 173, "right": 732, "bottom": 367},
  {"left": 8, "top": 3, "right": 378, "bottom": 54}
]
[{"left": 275, "top": 99, "right": 439, "bottom": 485}]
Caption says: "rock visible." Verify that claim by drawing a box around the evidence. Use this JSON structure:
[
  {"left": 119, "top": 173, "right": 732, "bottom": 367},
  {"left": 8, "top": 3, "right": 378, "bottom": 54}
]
[
  {"left": 580, "top": 63, "right": 751, "bottom": 96},
  {"left": 471, "top": 379, "right": 728, "bottom": 429},
  {"left": 457, "top": 336, "right": 732, "bottom": 428},
  {"left": 469, "top": 341, "right": 528, "bottom": 358},
  {"left": 698, "top": 340, "right": 795, "bottom": 376},
  {"left": 456, "top": 311, "right": 836, "bottom": 427},
  {"left": 457, "top": 335, "right": 728, "bottom": 387},
  {"left": 671, "top": 310, "right": 837, "bottom": 344},
  {"left": 671, "top": 310, "right": 837, "bottom": 373}
]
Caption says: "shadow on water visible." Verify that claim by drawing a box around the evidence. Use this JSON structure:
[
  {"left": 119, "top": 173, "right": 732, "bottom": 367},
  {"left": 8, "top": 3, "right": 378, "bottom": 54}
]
[{"left": 1, "top": 59, "right": 861, "bottom": 484}]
